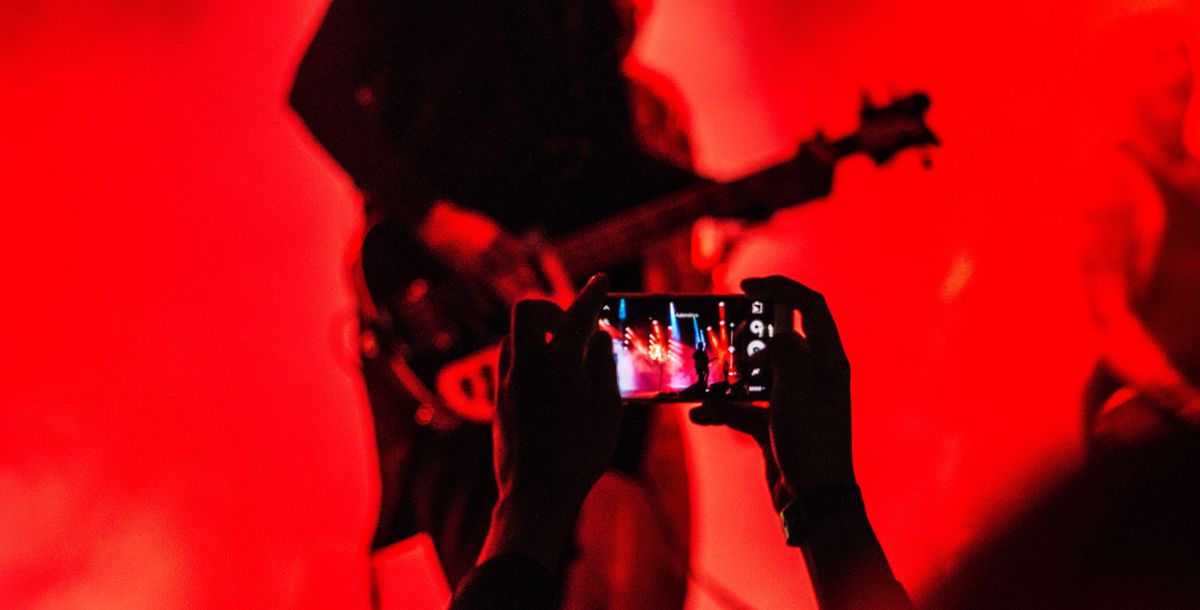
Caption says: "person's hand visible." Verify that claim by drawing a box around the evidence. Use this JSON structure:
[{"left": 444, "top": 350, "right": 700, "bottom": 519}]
[
  {"left": 418, "top": 200, "right": 573, "bottom": 307},
  {"left": 691, "top": 278, "right": 911, "bottom": 608},
  {"left": 478, "top": 274, "right": 622, "bottom": 570},
  {"left": 494, "top": 273, "right": 622, "bottom": 503},
  {"left": 690, "top": 276, "right": 854, "bottom": 513}
]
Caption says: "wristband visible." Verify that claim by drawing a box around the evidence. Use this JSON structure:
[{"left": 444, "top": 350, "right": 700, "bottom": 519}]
[{"left": 780, "top": 483, "right": 864, "bottom": 547}]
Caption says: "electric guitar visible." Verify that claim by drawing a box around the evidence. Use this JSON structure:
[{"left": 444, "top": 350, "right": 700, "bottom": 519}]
[{"left": 361, "top": 93, "right": 939, "bottom": 424}]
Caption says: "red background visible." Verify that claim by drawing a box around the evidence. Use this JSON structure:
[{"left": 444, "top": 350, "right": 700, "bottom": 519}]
[{"left": 2, "top": 0, "right": 1197, "bottom": 608}]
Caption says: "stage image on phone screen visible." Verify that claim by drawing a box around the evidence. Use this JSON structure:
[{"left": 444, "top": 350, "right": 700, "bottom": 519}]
[{"left": 599, "top": 295, "right": 776, "bottom": 402}]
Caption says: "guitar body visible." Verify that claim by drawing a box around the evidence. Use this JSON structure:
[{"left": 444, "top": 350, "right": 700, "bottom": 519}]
[{"left": 361, "top": 219, "right": 509, "bottom": 423}]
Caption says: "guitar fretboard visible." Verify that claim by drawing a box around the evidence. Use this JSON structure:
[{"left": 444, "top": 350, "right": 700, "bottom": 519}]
[{"left": 553, "top": 134, "right": 859, "bottom": 279}]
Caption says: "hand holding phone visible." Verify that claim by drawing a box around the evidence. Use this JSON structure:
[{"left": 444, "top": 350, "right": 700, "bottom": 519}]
[{"left": 690, "top": 276, "right": 856, "bottom": 507}]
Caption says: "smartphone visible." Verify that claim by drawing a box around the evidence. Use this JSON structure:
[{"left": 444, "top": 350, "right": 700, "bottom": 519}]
[{"left": 600, "top": 294, "right": 780, "bottom": 402}]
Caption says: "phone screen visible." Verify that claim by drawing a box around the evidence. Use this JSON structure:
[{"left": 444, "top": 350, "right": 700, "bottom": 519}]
[{"left": 600, "top": 294, "right": 776, "bottom": 402}]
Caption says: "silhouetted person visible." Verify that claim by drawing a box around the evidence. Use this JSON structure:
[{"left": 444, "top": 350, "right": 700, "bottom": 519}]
[
  {"left": 1082, "top": 11, "right": 1200, "bottom": 448},
  {"left": 692, "top": 346, "right": 711, "bottom": 389}
]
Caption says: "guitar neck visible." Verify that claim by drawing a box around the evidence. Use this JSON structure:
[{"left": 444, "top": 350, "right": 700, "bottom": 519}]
[{"left": 552, "top": 134, "right": 860, "bottom": 279}]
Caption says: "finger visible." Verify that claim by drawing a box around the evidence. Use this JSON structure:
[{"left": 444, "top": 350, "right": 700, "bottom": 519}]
[
  {"left": 550, "top": 273, "right": 610, "bottom": 358},
  {"left": 740, "top": 275, "right": 834, "bottom": 339},
  {"left": 689, "top": 399, "right": 769, "bottom": 441},
  {"left": 767, "top": 329, "right": 853, "bottom": 487},
  {"left": 764, "top": 332, "right": 815, "bottom": 442},
  {"left": 512, "top": 299, "right": 564, "bottom": 362},
  {"left": 583, "top": 330, "right": 621, "bottom": 405},
  {"left": 742, "top": 323, "right": 809, "bottom": 366},
  {"left": 741, "top": 276, "right": 846, "bottom": 366},
  {"left": 767, "top": 327, "right": 808, "bottom": 361},
  {"left": 746, "top": 340, "right": 771, "bottom": 368}
]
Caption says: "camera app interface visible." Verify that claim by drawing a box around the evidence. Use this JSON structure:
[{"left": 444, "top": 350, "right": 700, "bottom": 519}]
[{"left": 599, "top": 295, "right": 775, "bottom": 401}]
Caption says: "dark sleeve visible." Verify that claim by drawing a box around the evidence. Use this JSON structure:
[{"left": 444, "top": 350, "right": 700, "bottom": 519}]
[
  {"left": 289, "top": 0, "right": 438, "bottom": 222},
  {"left": 800, "top": 501, "right": 913, "bottom": 610},
  {"left": 448, "top": 554, "right": 559, "bottom": 610}
]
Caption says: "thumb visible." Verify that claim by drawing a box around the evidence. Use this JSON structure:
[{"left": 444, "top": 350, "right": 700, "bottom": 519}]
[
  {"left": 690, "top": 400, "right": 769, "bottom": 446},
  {"left": 583, "top": 330, "right": 621, "bottom": 406}
]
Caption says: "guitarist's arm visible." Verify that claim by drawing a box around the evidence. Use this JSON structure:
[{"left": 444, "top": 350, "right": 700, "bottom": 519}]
[{"left": 1082, "top": 155, "right": 1200, "bottom": 415}]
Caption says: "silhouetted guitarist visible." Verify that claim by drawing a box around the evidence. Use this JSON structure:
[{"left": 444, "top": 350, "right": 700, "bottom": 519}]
[{"left": 290, "top": 0, "right": 839, "bottom": 607}]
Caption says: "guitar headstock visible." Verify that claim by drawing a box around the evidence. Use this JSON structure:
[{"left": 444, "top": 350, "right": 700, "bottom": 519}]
[{"left": 854, "top": 92, "right": 939, "bottom": 165}]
